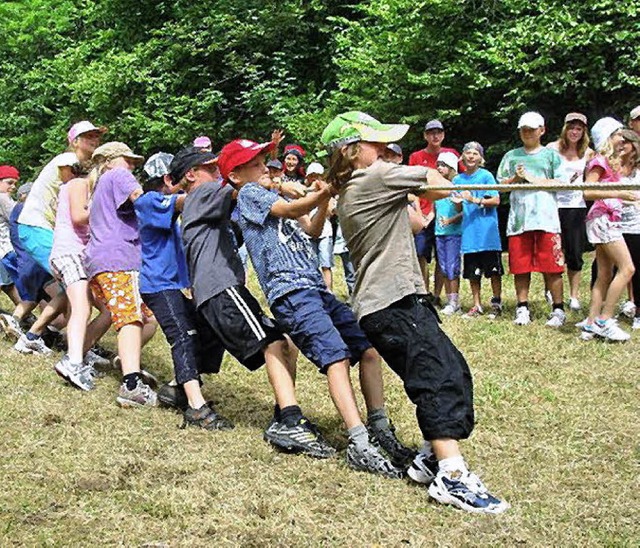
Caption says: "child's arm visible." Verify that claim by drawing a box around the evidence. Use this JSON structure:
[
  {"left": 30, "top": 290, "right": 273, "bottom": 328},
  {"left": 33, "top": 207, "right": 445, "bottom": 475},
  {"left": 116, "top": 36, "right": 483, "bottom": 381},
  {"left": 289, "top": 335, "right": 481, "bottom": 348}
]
[
  {"left": 583, "top": 168, "right": 637, "bottom": 201},
  {"left": 298, "top": 199, "right": 330, "bottom": 238},
  {"left": 270, "top": 184, "right": 332, "bottom": 220},
  {"left": 68, "top": 177, "right": 90, "bottom": 226},
  {"left": 441, "top": 211, "right": 463, "bottom": 226},
  {"left": 418, "top": 168, "right": 453, "bottom": 202}
]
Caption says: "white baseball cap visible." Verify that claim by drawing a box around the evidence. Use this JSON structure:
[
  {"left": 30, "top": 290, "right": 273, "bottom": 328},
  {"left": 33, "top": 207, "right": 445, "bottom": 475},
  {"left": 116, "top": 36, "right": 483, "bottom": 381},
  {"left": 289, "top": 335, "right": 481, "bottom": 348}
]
[
  {"left": 591, "top": 117, "right": 623, "bottom": 151},
  {"left": 67, "top": 120, "right": 107, "bottom": 143},
  {"left": 306, "top": 162, "right": 325, "bottom": 176},
  {"left": 630, "top": 105, "right": 640, "bottom": 121},
  {"left": 517, "top": 112, "right": 545, "bottom": 129},
  {"left": 437, "top": 151, "right": 458, "bottom": 172}
]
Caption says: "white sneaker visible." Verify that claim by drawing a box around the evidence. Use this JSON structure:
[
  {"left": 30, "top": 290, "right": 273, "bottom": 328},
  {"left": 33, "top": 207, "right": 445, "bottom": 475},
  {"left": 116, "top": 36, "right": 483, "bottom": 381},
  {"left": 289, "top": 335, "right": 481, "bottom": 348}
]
[
  {"left": 15, "top": 333, "right": 52, "bottom": 355},
  {"left": 545, "top": 308, "right": 566, "bottom": 328},
  {"left": 597, "top": 318, "right": 630, "bottom": 342},
  {"left": 620, "top": 300, "right": 636, "bottom": 319},
  {"left": 54, "top": 355, "right": 95, "bottom": 391},
  {"left": 407, "top": 452, "right": 439, "bottom": 485},
  {"left": 575, "top": 317, "right": 589, "bottom": 328},
  {"left": 428, "top": 469, "right": 510, "bottom": 514},
  {"left": 569, "top": 297, "right": 581, "bottom": 312},
  {"left": 84, "top": 349, "right": 111, "bottom": 368},
  {"left": 514, "top": 307, "right": 531, "bottom": 326},
  {"left": 633, "top": 317, "right": 640, "bottom": 330},
  {"left": 0, "top": 313, "right": 23, "bottom": 340},
  {"left": 441, "top": 303, "right": 460, "bottom": 316}
]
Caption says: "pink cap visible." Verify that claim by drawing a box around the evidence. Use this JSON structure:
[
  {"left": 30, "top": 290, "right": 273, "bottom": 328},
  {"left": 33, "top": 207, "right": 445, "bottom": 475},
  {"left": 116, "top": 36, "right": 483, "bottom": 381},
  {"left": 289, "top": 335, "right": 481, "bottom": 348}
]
[
  {"left": 193, "top": 136, "right": 212, "bottom": 148},
  {"left": 67, "top": 121, "right": 107, "bottom": 144}
]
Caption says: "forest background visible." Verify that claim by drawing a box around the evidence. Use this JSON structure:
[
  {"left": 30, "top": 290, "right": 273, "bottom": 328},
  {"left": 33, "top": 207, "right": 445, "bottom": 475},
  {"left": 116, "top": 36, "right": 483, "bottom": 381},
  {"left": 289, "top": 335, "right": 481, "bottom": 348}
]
[{"left": 1, "top": 0, "right": 639, "bottom": 176}]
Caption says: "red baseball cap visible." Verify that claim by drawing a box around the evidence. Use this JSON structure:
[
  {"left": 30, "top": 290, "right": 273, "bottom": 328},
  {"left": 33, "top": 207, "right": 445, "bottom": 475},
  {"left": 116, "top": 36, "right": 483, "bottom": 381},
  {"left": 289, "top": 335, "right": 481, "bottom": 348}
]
[
  {"left": 0, "top": 165, "right": 19, "bottom": 180},
  {"left": 217, "top": 139, "right": 275, "bottom": 180}
]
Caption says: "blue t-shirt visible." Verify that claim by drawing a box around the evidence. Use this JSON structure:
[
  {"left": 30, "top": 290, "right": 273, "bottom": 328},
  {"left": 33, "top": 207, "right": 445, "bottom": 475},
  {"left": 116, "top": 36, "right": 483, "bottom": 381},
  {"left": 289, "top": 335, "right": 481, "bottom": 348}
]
[
  {"left": 455, "top": 169, "right": 502, "bottom": 253},
  {"left": 434, "top": 197, "right": 462, "bottom": 236},
  {"left": 236, "top": 183, "right": 324, "bottom": 304},
  {"left": 134, "top": 192, "right": 189, "bottom": 294}
]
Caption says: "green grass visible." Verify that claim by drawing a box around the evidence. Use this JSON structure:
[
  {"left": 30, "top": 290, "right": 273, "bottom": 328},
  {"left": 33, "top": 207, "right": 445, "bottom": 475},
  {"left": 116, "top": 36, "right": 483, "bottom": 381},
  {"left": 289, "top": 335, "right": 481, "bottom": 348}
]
[{"left": 0, "top": 254, "right": 638, "bottom": 546}]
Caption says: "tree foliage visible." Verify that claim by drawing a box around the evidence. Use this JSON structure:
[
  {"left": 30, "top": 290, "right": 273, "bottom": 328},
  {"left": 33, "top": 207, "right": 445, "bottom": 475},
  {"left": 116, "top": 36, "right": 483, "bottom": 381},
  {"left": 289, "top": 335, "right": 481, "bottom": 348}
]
[{"left": 0, "top": 0, "right": 638, "bottom": 176}]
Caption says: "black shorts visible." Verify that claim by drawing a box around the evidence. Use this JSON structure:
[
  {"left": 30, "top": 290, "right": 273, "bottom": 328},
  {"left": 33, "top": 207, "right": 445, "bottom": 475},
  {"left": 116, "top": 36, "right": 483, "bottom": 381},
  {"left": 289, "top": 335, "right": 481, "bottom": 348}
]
[
  {"left": 462, "top": 251, "right": 504, "bottom": 280},
  {"left": 199, "top": 285, "right": 284, "bottom": 371},
  {"left": 559, "top": 207, "right": 586, "bottom": 272},
  {"left": 360, "top": 294, "right": 474, "bottom": 441}
]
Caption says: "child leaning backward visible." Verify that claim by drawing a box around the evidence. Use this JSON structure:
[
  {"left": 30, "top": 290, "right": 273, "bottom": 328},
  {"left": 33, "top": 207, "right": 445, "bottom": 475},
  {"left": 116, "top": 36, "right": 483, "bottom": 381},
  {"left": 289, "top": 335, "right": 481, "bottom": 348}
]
[
  {"left": 321, "top": 111, "right": 509, "bottom": 514},
  {"left": 221, "top": 138, "right": 415, "bottom": 478}
]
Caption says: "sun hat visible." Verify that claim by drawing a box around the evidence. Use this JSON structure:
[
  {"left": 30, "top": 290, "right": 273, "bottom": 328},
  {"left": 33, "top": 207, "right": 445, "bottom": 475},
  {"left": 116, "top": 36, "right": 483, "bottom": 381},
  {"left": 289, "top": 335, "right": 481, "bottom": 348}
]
[
  {"left": 217, "top": 139, "right": 274, "bottom": 180},
  {"left": 386, "top": 143, "right": 403, "bottom": 156},
  {"left": 436, "top": 152, "right": 459, "bottom": 172},
  {"left": 564, "top": 112, "right": 588, "bottom": 125},
  {"left": 424, "top": 120, "right": 444, "bottom": 131},
  {"left": 169, "top": 146, "right": 217, "bottom": 184},
  {"left": 0, "top": 165, "right": 20, "bottom": 180},
  {"left": 321, "top": 111, "right": 409, "bottom": 153},
  {"left": 193, "top": 136, "right": 212, "bottom": 149},
  {"left": 67, "top": 121, "right": 107, "bottom": 144},
  {"left": 517, "top": 112, "right": 545, "bottom": 129},
  {"left": 16, "top": 182, "right": 33, "bottom": 199},
  {"left": 462, "top": 141, "right": 485, "bottom": 157},
  {"left": 591, "top": 117, "right": 624, "bottom": 151},
  {"left": 306, "top": 162, "right": 325, "bottom": 176},
  {"left": 144, "top": 152, "right": 175, "bottom": 180},
  {"left": 630, "top": 106, "right": 640, "bottom": 121},
  {"left": 266, "top": 159, "right": 283, "bottom": 170},
  {"left": 92, "top": 142, "right": 144, "bottom": 165}
]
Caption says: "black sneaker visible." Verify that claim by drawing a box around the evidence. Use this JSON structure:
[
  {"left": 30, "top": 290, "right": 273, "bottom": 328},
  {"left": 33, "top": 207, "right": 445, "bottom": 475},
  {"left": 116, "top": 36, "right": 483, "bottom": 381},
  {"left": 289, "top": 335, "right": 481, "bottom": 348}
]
[
  {"left": 367, "top": 420, "right": 417, "bottom": 468},
  {"left": 157, "top": 383, "right": 189, "bottom": 411},
  {"left": 346, "top": 439, "right": 404, "bottom": 479},
  {"left": 182, "top": 403, "right": 234, "bottom": 431},
  {"left": 264, "top": 417, "right": 336, "bottom": 459},
  {"left": 41, "top": 327, "right": 67, "bottom": 352}
]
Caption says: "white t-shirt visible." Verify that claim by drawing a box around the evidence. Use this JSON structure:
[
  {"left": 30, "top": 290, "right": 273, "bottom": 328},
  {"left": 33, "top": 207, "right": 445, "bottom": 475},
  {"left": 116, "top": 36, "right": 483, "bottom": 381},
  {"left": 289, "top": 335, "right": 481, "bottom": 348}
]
[
  {"left": 620, "top": 172, "right": 640, "bottom": 235},
  {"left": 0, "top": 193, "right": 16, "bottom": 257},
  {"left": 18, "top": 152, "right": 78, "bottom": 230}
]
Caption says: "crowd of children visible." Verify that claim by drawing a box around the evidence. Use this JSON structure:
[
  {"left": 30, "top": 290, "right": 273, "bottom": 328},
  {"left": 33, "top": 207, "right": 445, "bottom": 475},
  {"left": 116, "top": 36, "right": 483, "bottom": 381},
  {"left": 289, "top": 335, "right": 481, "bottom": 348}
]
[{"left": 1, "top": 105, "right": 640, "bottom": 515}]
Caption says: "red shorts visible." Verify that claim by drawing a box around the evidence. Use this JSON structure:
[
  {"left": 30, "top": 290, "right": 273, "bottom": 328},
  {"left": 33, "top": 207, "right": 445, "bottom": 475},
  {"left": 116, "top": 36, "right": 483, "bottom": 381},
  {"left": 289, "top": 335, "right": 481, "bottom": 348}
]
[{"left": 508, "top": 231, "right": 565, "bottom": 275}]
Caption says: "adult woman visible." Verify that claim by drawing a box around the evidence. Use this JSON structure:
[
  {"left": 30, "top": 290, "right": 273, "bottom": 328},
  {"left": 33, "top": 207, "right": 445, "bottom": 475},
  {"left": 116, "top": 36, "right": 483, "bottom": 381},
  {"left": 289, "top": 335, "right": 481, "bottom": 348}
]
[{"left": 547, "top": 113, "right": 594, "bottom": 311}]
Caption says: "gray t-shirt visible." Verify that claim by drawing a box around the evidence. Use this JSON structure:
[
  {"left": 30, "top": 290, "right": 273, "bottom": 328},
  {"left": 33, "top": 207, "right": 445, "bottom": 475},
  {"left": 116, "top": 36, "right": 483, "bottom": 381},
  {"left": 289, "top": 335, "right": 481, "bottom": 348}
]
[
  {"left": 337, "top": 160, "right": 429, "bottom": 320},
  {"left": 181, "top": 182, "right": 245, "bottom": 308},
  {"left": 0, "top": 193, "right": 16, "bottom": 258}
]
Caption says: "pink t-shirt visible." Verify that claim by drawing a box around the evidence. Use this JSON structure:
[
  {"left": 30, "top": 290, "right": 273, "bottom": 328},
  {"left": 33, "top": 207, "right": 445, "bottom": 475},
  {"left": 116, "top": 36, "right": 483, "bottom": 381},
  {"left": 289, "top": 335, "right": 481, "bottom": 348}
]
[
  {"left": 50, "top": 180, "right": 90, "bottom": 261},
  {"left": 585, "top": 155, "right": 622, "bottom": 222}
]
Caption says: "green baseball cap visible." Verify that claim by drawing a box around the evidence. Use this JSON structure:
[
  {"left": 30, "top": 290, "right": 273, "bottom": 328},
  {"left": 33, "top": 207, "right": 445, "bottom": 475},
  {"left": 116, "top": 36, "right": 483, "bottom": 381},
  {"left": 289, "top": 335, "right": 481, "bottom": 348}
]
[{"left": 321, "top": 111, "right": 409, "bottom": 153}]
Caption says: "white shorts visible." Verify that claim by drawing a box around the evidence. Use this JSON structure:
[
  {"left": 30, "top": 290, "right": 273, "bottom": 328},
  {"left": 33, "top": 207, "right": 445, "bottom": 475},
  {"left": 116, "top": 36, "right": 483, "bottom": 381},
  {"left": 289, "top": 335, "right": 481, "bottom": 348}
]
[
  {"left": 586, "top": 215, "right": 623, "bottom": 245},
  {"left": 50, "top": 254, "right": 88, "bottom": 288}
]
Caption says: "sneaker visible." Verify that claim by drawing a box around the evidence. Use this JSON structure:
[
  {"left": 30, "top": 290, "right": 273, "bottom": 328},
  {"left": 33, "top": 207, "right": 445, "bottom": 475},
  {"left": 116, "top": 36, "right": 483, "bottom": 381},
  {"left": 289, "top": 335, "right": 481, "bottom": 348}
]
[
  {"left": 596, "top": 318, "right": 630, "bottom": 342},
  {"left": 428, "top": 469, "right": 510, "bottom": 514},
  {"left": 575, "top": 317, "right": 589, "bottom": 328},
  {"left": 14, "top": 333, "right": 52, "bottom": 355},
  {"left": 569, "top": 297, "right": 582, "bottom": 311},
  {"left": 84, "top": 349, "right": 111, "bottom": 369},
  {"left": 157, "top": 383, "right": 189, "bottom": 411},
  {"left": 182, "top": 403, "right": 234, "bottom": 431},
  {"left": 545, "top": 308, "right": 566, "bottom": 328},
  {"left": 54, "top": 355, "right": 95, "bottom": 391},
  {"left": 41, "top": 327, "right": 66, "bottom": 352},
  {"left": 579, "top": 323, "right": 597, "bottom": 341},
  {"left": 488, "top": 300, "right": 502, "bottom": 319},
  {"left": 346, "top": 439, "right": 404, "bottom": 479},
  {"left": 0, "top": 313, "right": 23, "bottom": 340},
  {"left": 633, "top": 317, "right": 640, "bottom": 330},
  {"left": 441, "top": 303, "right": 460, "bottom": 316},
  {"left": 116, "top": 378, "right": 158, "bottom": 408},
  {"left": 264, "top": 417, "right": 335, "bottom": 459},
  {"left": 407, "top": 452, "right": 439, "bottom": 485},
  {"left": 367, "top": 420, "right": 416, "bottom": 468},
  {"left": 620, "top": 300, "right": 636, "bottom": 319},
  {"left": 90, "top": 344, "right": 116, "bottom": 360},
  {"left": 464, "top": 305, "right": 483, "bottom": 319},
  {"left": 113, "top": 356, "right": 159, "bottom": 388},
  {"left": 513, "top": 307, "right": 531, "bottom": 326}
]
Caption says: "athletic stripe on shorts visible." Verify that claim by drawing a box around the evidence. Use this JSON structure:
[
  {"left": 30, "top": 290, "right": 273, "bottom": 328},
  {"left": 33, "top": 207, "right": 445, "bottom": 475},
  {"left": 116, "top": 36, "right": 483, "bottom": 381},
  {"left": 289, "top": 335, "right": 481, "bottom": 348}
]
[{"left": 225, "top": 286, "right": 266, "bottom": 341}]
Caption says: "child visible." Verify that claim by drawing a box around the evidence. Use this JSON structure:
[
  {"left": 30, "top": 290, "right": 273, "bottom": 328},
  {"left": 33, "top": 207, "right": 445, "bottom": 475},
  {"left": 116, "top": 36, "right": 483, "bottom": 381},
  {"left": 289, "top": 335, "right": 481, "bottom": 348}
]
[
  {"left": 322, "top": 111, "right": 509, "bottom": 514},
  {"left": 581, "top": 120, "right": 637, "bottom": 341},
  {"left": 497, "top": 112, "right": 565, "bottom": 327},
  {"left": 174, "top": 145, "right": 333, "bottom": 457},
  {"left": 222, "top": 138, "right": 413, "bottom": 476},
  {"left": 84, "top": 142, "right": 159, "bottom": 407},
  {"left": 453, "top": 142, "right": 503, "bottom": 317},
  {"left": 434, "top": 152, "right": 462, "bottom": 315},
  {"left": 0, "top": 166, "right": 21, "bottom": 308},
  {"left": 135, "top": 151, "right": 231, "bottom": 428},
  {"left": 282, "top": 145, "right": 306, "bottom": 184}
]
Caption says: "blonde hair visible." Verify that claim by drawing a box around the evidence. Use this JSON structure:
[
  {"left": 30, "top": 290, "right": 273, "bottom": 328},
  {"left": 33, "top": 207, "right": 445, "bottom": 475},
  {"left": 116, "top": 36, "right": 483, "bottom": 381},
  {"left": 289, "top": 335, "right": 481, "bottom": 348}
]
[
  {"left": 326, "top": 143, "right": 361, "bottom": 189},
  {"left": 86, "top": 156, "right": 113, "bottom": 198},
  {"left": 600, "top": 136, "right": 621, "bottom": 174},
  {"left": 558, "top": 121, "right": 590, "bottom": 158}
]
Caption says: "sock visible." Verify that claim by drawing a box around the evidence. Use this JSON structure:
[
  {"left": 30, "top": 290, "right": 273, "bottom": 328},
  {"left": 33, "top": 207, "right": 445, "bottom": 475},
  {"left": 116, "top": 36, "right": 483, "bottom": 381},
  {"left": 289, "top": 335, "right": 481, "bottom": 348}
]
[
  {"left": 367, "top": 407, "right": 390, "bottom": 430},
  {"left": 420, "top": 440, "right": 434, "bottom": 458},
  {"left": 280, "top": 405, "right": 303, "bottom": 427},
  {"left": 438, "top": 455, "right": 468, "bottom": 477},
  {"left": 26, "top": 331, "right": 39, "bottom": 341},
  {"left": 122, "top": 372, "right": 142, "bottom": 391},
  {"left": 273, "top": 404, "right": 281, "bottom": 421},
  {"left": 552, "top": 302, "right": 565, "bottom": 311},
  {"left": 348, "top": 424, "right": 370, "bottom": 448},
  {"left": 517, "top": 301, "right": 528, "bottom": 309},
  {"left": 448, "top": 293, "right": 459, "bottom": 305}
]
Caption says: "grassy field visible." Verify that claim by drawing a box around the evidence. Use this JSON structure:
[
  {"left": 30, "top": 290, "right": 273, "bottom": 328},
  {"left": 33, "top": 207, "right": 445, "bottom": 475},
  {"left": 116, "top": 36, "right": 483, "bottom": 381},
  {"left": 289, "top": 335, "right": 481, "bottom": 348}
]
[{"left": 0, "top": 256, "right": 638, "bottom": 547}]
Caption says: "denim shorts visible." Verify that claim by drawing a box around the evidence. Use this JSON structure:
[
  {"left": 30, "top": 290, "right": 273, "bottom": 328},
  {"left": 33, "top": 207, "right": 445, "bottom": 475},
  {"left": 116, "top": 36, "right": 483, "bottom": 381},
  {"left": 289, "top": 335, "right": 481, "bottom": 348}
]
[
  {"left": 435, "top": 235, "right": 461, "bottom": 280},
  {"left": 312, "top": 237, "right": 335, "bottom": 269},
  {"left": 271, "top": 288, "right": 371, "bottom": 374}
]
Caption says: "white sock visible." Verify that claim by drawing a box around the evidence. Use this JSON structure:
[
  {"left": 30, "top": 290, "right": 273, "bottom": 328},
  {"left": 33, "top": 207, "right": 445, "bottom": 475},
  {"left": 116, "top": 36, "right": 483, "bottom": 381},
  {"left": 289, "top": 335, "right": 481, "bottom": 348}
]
[
  {"left": 448, "top": 293, "right": 459, "bottom": 305},
  {"left": 438, "top": 455, "right": 467, "bottom": 476}
]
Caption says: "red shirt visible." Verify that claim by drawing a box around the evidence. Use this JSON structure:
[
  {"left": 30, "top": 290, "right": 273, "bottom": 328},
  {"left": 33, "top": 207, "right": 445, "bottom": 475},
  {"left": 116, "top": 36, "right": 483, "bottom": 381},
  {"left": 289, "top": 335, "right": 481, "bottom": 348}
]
[{"left": 408, "top": 147, "right": 463, "bottom": 215}]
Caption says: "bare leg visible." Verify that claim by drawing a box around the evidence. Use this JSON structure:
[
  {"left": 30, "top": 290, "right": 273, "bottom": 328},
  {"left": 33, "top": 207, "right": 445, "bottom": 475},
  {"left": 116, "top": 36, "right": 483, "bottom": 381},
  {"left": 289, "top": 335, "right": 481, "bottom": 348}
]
[
  {"left": 11, "top": 300, "right": 37, "bottom": 322},
  {"left": 117, "top": 323, "right": 142, "bottom": 375},
  {"left": 490, "top": 275, "right": 502, "bottom": 300},
  {"left": 600, "top": 241, "right": 635, "bottom": 320},
  {"left": 264, "top": 339, "right": 298, "bottom": 409},
  {"left": 469, "top": 279, "right": 482, "bottom": 308},
  {"left": 544, "top": 272, "right": 563, "bottom": 305},
  {"left": 433, "top": 266, "right": 444, "bottom": 300},
  {"left": 514, "top": 273, "right": 531, "bottom": 303},
  {"left": 431, "top": 438, "right": 462, "bottom": 460},
  {"left": 83, "top": 298, "right": 112, "bottom": 354},
  {"left": 1, "top": 285, "right": 21, "bottom": 306},
  {"left": 183, "top": 378, "right": 206, "bottom": 410},
  {"left": 418, "top": 257, "right": 430, "bottom": 293},
  {"left": 321, "top": 268, "right": 333, "bottom": 292},
  {"left": 65, "top": 280, "right": 91, "bottom": 364},
  {"left": 141, "top": 316, "right": 158, "bottom": 348},
  {"left": 358, "top": 348, "right": 384, "bottom": 412},
  {"left": 326, "top": 360, "right": 363, "bottom": 430},
  {"left": 28, "top": 290, "right": 68, "bottom": 336},
  {"left": 588, "top": 246, "right": 612, "bottom": 322},
  {"left": 567, "top": 269, "right": 582, "bottom": 301}
]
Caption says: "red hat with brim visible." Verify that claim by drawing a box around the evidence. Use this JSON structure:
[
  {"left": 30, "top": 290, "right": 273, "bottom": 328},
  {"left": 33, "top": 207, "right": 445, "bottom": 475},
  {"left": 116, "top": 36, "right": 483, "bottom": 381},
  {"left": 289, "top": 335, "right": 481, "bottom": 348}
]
[
  {"left": 0, "top": 165, "right": 19, "bottom": 180},
  {"left": 218, "top": 139, "right": 275, "bottom": 180}
]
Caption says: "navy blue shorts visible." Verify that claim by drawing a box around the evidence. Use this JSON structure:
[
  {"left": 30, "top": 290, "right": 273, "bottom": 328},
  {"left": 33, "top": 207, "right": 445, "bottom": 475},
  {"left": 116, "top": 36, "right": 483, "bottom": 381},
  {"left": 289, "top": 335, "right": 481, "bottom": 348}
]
[
  {"left": 414, "top": 222, "right": 435, "bottom": 262},
  {"left": 271, "top": 288, "right": 372, "bottom": 374},
  {"left": 2, "top": 248, "right": 51, "bottom": 302}
]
